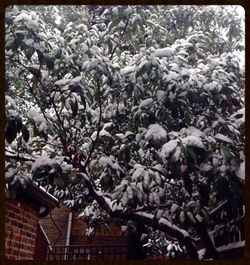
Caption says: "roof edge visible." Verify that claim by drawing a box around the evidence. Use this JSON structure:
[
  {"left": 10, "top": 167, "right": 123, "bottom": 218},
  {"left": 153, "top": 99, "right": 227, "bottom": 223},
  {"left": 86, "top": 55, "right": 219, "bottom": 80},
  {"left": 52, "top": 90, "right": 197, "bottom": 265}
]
[{"left": 23, "top": 184, "right": 59, "bottom": 210}]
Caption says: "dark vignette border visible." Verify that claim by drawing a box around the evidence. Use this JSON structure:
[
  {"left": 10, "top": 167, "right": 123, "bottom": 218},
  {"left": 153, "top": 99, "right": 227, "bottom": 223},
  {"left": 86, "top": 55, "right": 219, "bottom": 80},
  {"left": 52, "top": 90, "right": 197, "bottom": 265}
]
[{"left": 0, "top": 1, "right": 249, "bottom": 265}]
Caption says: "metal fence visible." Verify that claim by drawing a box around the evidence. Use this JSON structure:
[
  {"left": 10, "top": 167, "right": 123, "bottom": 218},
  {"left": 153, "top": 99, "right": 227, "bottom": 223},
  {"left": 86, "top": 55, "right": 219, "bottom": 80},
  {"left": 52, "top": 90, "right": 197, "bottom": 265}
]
[{"left": 47, "top": 245, "right": 127, "bottom": 260}]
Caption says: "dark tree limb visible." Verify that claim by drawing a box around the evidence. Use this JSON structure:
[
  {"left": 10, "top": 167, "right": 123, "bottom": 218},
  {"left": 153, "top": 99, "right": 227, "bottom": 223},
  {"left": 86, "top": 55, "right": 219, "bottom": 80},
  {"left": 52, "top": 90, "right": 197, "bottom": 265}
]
[
  {"left": 196, "top": 219, "right": 219, "bottom": 259},
  {"left": 78, "top": 172, "right": 199, "bottom": 259}
]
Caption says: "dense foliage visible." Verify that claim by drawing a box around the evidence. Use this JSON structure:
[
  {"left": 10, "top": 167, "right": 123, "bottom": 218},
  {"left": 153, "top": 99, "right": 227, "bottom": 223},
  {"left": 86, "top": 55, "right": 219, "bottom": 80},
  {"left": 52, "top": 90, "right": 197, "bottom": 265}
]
[{"left": 5, "top": 5, "right": 244, "bottom": 259}]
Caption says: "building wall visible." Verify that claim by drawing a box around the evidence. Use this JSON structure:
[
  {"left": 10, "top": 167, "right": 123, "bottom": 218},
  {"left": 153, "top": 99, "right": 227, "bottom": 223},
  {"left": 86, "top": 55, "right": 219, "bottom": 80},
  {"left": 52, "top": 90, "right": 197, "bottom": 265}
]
[
  {"left": 40, "top": 205, "right": 127, "bottom": 247},
  {"left": 39, "top": 204, "right": 70, "bottom": 245},
  {"left": 34, "top": 224, "right": 50, "bottom": 260},
  {"left": 70, "top": 210, "right": 127, "bottom": 246},
  {"left": 5, "top": 198, "right": 39, "bottom": 260}
]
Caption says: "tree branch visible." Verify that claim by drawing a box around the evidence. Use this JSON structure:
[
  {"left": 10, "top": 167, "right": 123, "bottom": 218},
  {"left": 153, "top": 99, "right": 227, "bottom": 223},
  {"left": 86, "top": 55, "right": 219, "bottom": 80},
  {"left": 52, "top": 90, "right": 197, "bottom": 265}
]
[
  {"left": 5, "top": 153, "right": 35, "bottom": 162},
  {"left": 78, "top": 172, "right": 198, "bottom": 259}
]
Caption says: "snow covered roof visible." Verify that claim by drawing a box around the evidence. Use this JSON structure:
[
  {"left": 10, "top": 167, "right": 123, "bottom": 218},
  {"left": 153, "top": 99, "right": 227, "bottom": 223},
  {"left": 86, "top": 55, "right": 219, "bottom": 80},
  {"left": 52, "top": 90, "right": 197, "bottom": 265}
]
[
  {"left": 216, "top": 240, "right": 245, "bottom": 252},
  {"left": 23, "top": 183, "right": 59, "bottom": 216}
]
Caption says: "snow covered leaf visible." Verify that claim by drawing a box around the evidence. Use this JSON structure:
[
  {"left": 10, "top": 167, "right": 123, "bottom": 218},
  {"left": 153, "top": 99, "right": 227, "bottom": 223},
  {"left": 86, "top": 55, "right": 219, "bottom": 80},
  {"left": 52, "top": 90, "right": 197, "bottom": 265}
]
[
  {"left": 160, "top": 139, "right": 178, "bottom": 159},
  {"left": 139, "top": 98, "right": 154, "bottom": 109},
  {"left": 154, "top": 47, "right": 175, "bottom": 58},
  {"left": 145, "top": 124, "right": 167, "bottom": 142},
  {"left": 132, "top": 166, "right": 144, "bottom": 180},
  {"left": 182, "top": 135, "right": 203, "bottom": 148},
  {"left": 171, "top": 203, "right": 179, "bottom": 213},
  {"left": 235, "top": 161, "right": 245, "bottom": 182},
  {"left": 214, "top": 133, "right": 233, "bottom": 144}
]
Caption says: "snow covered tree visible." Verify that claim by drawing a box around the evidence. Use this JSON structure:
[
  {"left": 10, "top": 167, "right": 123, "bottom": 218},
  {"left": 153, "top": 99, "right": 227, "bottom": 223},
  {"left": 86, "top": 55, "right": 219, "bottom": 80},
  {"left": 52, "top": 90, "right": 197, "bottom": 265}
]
[{"left": 5, "top": 5, "right": 245, "bottom": 259}]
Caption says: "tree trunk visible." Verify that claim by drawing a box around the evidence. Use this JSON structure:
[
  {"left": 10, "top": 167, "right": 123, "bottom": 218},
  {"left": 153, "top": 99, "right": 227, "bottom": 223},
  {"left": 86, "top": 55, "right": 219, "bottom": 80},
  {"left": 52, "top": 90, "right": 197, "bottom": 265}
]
[{"left": 196, "top": 220, "right": 219, "bottom": 259}]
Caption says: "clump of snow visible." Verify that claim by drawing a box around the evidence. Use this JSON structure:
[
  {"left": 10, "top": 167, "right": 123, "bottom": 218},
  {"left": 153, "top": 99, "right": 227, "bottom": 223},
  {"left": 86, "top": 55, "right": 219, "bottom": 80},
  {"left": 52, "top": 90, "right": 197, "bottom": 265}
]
[
  {"left": 156, "top": 90, "right": 166, "bottom": 102},
  {"left": 139, "top": 98, "right": 154, "bottom": 109},
  {"left": 27, "top": 109, "right": 46, "bottom": 123},
  {"left": 182, "top": 135, "right": 203, "bottom": 148},
  {"left": 171, "top": 203, "right": 179, "bottom": 213},
  {"left": 166, "top": 71, "right": 180, "bottom": 82},
  {"left": 214, "top": 133, "right": 233, "bottom": 144},
  {"left": 120, "top": 65, "right": 135, "bottom": 75},
  {"left": 32, "top": 155, "right": 55, "bottom": 171},
  {"left": 198, "top": 248, "right": 206, "bottom": 260},
  {"left": 132, "top": 166, "right": 144, "bottom": 181},
  {"left": 186, "top": 127, "right": 204, "bottom": 138},
  {"left": 145, "top": 124, "right": 167, "bottom": 142},
  {"left": 154, "top": 47, "right": 175, "bottom": 58},
  {"left": 6, "top": 96, "right": 17, "bottom": 109},
  {"left": 173, "top": 146, "right": 181, "bottom": 160},
  {"left": 99, "top": 156, "right": 113, "bottom": 168},
  {"left": 195, "top": 214, "right": 203, "bottom": 222},
  {"left": 200, "top": 163, "right": 213, "bottom": 172},
  {"left": 5, "top": 167, "right": 16, "bottom": 180},
  {"left": 85, "top": 227, "right": 94, "bottom": 237},
  {"left": 235, "top": 161, "right": 245, "bottom": 181},
  {"left": 161, "top": 139, "right": 178, "bottom": 159},
  {"left": 14, "top": 12, "right": 32, "bottom": 23},
  {"left": 215, "top": 240, "right": 245, "bottom": 252},
  {"left": 55, "top": 78, "right": 70, "bottom": 86},
  {"left": 99, "top": 129, "right": 112, "bottom": 138},
  {"left": 27, "top": 20, "right": 38, "bottom": 31},
  {"left": 27, "top": 109, "right": 47, "bottom": 132}
]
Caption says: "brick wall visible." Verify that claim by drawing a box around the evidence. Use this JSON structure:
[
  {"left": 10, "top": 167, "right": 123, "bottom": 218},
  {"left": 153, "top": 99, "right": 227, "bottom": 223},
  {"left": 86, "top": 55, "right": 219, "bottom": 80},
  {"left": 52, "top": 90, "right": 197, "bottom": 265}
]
[
  {"left": 34, "top": 224, "right": 50, "bottom": 260},
  {"left": 41, "top": 205, "right": 127, "bottom": 247},
  {"left": 5, "top": 198, "right": 39, "bottom": 260},
  {"left": 39, "top": 205, "right": 69, "bottom": 245},
  {"left": 71, "top": 210, "right": 127, "bottom": 246}
]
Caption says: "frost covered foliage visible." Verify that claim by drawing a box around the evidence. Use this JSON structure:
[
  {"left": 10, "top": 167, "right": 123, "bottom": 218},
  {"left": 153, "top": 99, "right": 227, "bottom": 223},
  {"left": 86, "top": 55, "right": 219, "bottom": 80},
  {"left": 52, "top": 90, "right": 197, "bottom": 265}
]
[{"left": 5, "top": 5, "right": 245, "bottom": 259}]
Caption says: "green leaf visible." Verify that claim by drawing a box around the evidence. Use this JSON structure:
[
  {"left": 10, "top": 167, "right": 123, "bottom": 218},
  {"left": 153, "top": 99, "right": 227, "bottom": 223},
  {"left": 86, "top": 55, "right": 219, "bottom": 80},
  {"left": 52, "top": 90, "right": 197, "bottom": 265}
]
[
  {"left": 25, "top": 47, "right": 35, "bottom": 61},
  {"left": 15, "top": 118, "right": 22, "bottom": 133},
  {"left": 100, "top": 174, "right": 114, "bottom": 192},
  {"left": 185, "top": 146, "right": 198, "bottom": 164},
  {"left": 28, "top": 66, "right": 41, "bottom": 79},
  {"left": 80, "top": 92, "right": 86, "bottom": 109},
  {"left": 52, "top": 163, "right": 63, "bottom": 175},
  {"left": 198, "top": 183, "right": 209, "bottom": 206},
  {"left": 70, "top": 98, "right": 78, "bottom": 118},
  {"left": 21, "top": 124, "right": 29, "bottom": 142},
  {"left": 5, "top": 120, "right": 17, "bottom": 144},
  {"left": 136, "top": 61, "right": 147, "bottom": 78},
  {"left": 183, "top": 175, "right": 193, "bottom": 195},
  {"left": 5, "top": 78, "right": 9, "bottom": 91},
  {"left": 45, "top": 56, "right": 55, "bottom": 70},
  {"left": 54, "top": 47, "right": 62, "bottom": 59},
  {"left": 36, "top": 50, "right": 45, "bottom": 64},
  {"left": 54, "top": 176, "right": 65, "bottom": 189},
  {"left": 220, "top": 146, "right": 232, "bottom": 163}
]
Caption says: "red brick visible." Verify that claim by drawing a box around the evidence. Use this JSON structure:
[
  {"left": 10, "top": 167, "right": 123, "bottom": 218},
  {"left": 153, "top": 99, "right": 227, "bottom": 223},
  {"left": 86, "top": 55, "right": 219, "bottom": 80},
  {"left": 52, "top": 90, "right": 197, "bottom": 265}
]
[
  {"left": 12, "top": 234, "right": 21, "bottom": 242},
  {"left": 6, "top": 255, "right": 16, "bottom": 260},
  {"left": 20, "top": 237, "right": 28, "bottom": 244}
]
